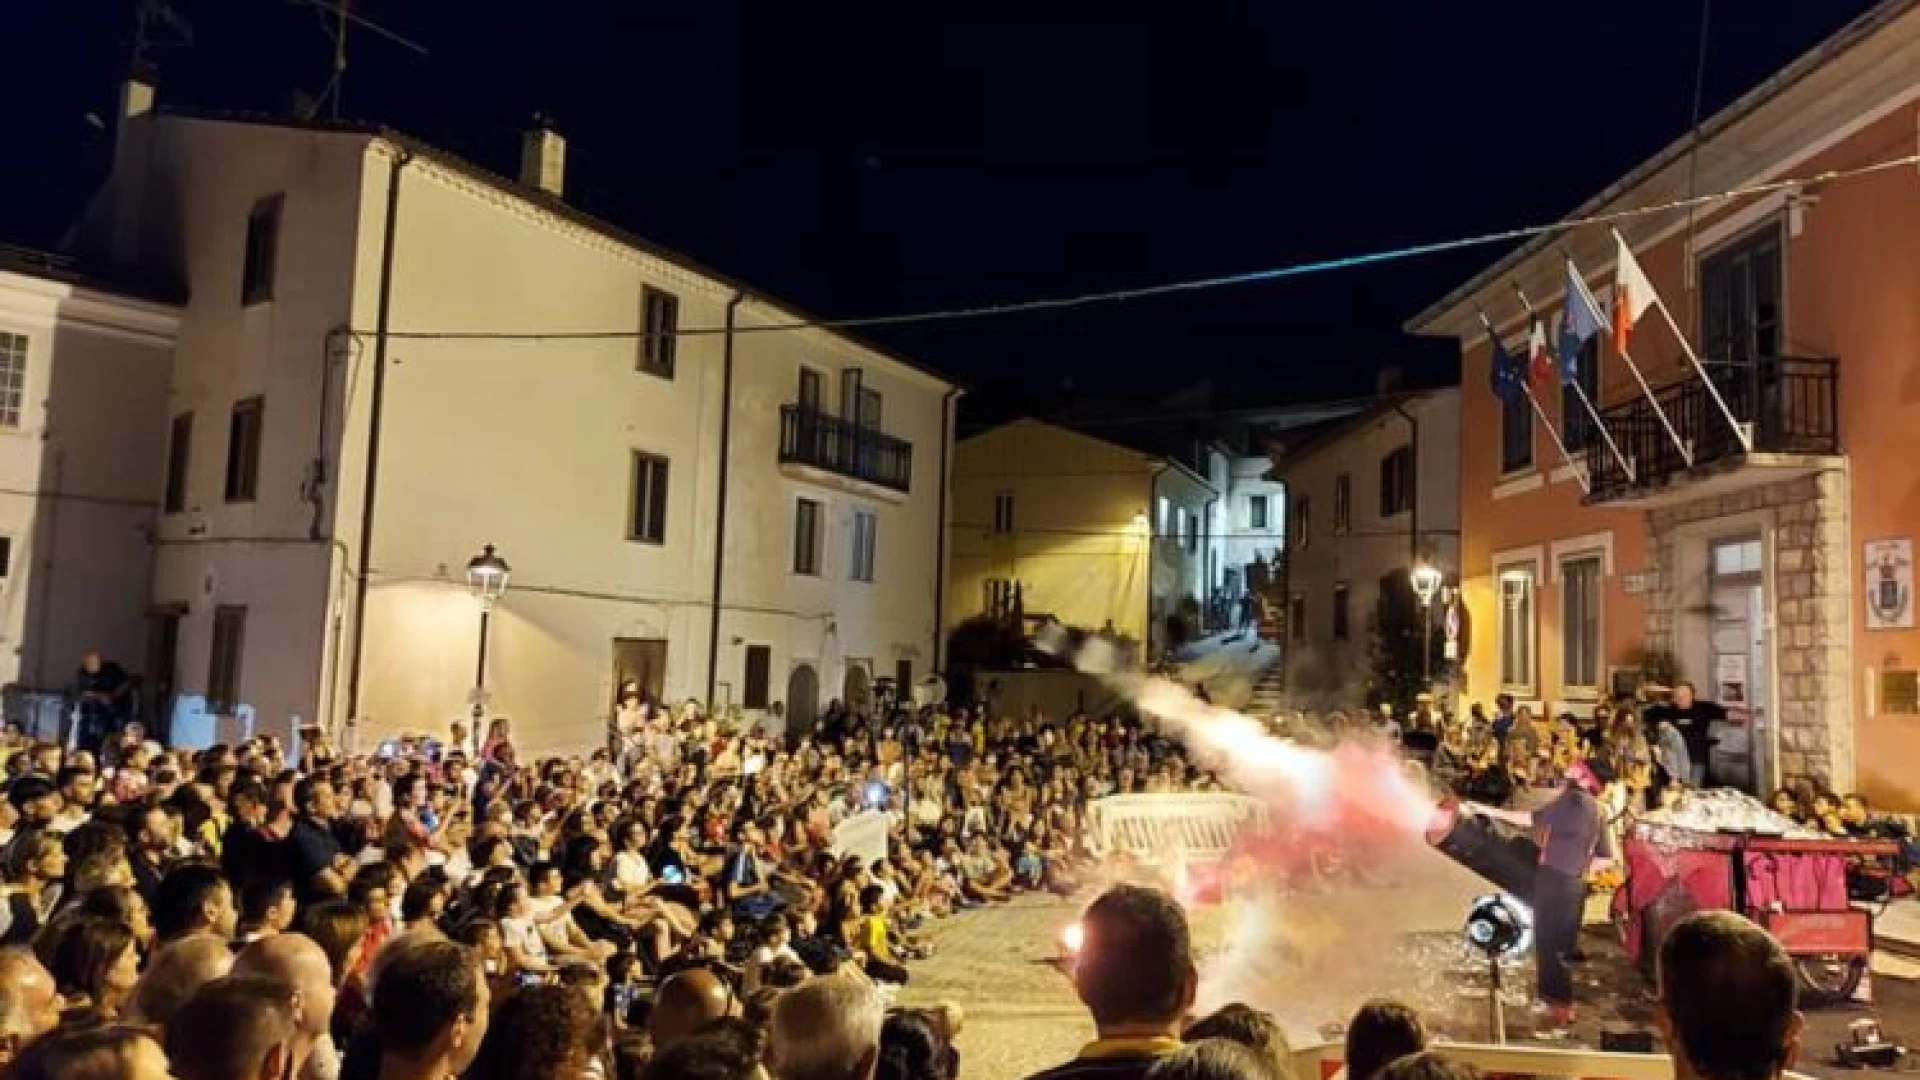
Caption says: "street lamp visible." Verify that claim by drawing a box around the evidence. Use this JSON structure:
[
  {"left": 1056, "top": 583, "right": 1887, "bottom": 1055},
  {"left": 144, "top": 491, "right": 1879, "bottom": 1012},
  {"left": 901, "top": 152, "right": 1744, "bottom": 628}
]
[
  {"left": 466, "top": 544, "right": 511, "bottom": 729},
  {"left": 1409, "top": 561, "right": 1443, "bottom": 686}
]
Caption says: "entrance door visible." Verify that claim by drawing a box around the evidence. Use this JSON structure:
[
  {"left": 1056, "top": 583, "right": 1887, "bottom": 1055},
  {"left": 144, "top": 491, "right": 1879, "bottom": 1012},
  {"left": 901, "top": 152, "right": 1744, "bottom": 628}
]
[
  {"left": 786, "top": 664, "right": 820, "bottom": 735},
  {"left": 145, "top": 607, "right": 184, "bottom": 740},
  {"left": 611, "top": 639, "right": 668, "bottom": 709},
  {"left": 1707, "top": 537, "right": 1768, "bottom": 792},
  {"left": 844, "top": 662, "right": 872, "bottom": 717}
]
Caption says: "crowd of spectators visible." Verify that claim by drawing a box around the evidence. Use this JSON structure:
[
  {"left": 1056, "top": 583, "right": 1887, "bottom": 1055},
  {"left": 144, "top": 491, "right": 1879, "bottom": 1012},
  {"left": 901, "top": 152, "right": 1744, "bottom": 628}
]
[
  {"left": 0, "top": 682, "right": 1233, "bottom": 1080},
  {"left": 0, "top": 670, "right": 1834, "bottom": 1080}
]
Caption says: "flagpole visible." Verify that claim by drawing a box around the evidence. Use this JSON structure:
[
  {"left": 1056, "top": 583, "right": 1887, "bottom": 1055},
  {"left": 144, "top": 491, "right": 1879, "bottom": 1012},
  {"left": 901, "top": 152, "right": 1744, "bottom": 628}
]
[
  {"left": 1515, "top": 284, "right": 1635, "bottom": 483},
  {"left": 1524, "top": 385, "right": 1590, "bottom": 493},
  {"left": 1609, "top": 227, "right": 1752, "bottom": 455},
  {"left": 1565, "top": 255, "right": 1693, "bottom": 467},
  {"left": 1477, "top": 307, "right": 1589, "bottom": 492}
]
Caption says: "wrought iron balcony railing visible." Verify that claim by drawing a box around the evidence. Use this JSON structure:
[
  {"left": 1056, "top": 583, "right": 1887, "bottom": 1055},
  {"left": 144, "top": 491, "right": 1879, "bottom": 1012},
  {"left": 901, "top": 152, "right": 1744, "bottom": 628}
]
[{"left": 778, "top": 405, "right": 913, "bottom": 494}]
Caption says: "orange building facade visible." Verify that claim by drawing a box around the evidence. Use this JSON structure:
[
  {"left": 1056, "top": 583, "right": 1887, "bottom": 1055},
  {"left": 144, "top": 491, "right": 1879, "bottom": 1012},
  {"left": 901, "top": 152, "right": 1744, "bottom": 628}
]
[{"left": 1409, "top": 1, "right": 1920, "bottom": 808}]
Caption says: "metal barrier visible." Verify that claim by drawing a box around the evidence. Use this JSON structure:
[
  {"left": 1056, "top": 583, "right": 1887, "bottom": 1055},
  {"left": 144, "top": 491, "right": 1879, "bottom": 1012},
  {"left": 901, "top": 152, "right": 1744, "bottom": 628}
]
[
  {"left": 1290, "top": 1039, "right": 1816, "bottom": 1080},
  {"left": 2, "top": 688, "right": 66, "bottom": 743},
  {"left": 1086, "top": 793, "right": 1269, "bottom": 863}
]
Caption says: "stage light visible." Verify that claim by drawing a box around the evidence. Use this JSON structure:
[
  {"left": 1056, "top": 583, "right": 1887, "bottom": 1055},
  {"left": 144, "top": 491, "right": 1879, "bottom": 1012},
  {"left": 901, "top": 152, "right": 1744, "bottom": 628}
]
[
  {"left": 864, "top": 781, "right": 888, "bottom": 808},
  {"left": 1463, "top": 893, "right": 1532, "bottom": 958}
]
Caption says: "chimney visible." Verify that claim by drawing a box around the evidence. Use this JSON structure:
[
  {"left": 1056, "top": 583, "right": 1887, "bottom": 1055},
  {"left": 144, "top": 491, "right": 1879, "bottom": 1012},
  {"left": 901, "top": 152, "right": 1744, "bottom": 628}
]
[
  {"left": 120, "top": 70, "right": 156, "bottom": 125},
  {"left": 519, "top": 117, "right": 566, "bottom": 198}
]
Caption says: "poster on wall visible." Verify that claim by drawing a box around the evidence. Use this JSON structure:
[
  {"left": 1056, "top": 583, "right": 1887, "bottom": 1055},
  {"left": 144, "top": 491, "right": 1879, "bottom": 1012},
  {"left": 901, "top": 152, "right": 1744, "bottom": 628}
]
[
  {"left": 1715, "top": 653, "right": 1748, "bottom": 705},
  {"left": 1865, "top": 537, "right": 1914, "bottom": 630}
]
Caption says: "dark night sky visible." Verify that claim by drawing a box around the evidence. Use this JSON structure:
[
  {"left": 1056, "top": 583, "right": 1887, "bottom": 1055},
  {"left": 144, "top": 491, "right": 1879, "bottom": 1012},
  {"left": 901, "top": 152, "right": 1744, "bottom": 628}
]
[{"left": 3, "top": 1, "right": 1881, "bottom": 420}]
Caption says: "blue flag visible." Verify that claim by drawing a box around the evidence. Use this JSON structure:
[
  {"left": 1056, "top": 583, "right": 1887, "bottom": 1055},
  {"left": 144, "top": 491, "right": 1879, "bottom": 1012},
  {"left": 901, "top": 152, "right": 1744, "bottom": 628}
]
[
  {"left": 1559, "top": 263, "right": 1602, "bottom": 382},
  {"left": 1487, "top": 326, "right": 1520, "bottom": 403}
]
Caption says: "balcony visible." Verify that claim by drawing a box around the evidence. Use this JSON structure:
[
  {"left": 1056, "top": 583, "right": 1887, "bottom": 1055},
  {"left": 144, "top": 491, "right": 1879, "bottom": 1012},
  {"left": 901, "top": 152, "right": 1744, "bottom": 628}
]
[
  {"left": 778, "top": 405, "right": 914, "bottom": 496},
  {"left": 1583, "top": 355, "right": 1839, "bottom": 507}
]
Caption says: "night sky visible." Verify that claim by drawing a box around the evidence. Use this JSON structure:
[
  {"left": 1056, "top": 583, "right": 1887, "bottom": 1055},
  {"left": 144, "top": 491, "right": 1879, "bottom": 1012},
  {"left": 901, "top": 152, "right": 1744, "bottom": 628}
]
[{"left": 4, "top": 1, "right": 1881, "bottom": 422}]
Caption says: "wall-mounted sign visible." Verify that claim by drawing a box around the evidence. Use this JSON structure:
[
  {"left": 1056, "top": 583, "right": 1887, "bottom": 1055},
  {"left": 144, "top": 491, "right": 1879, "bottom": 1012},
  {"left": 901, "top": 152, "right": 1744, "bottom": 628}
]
[
  {"left": 1716, "top": 653, "right": 1749, "bottom": 705},
  {"left": 1621, "top": 570, "right": 1655, "bottom": 596},
  {"left": 1865, "top": 538, "right": 1914, "bottom": 630}
]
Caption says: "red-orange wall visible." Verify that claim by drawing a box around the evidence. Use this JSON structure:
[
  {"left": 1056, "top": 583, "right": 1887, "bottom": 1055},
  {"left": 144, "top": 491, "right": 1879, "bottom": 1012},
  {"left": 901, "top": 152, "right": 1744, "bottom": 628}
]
[{"left": 1452, "top": 102, "right": 1920, "bottom": 806}]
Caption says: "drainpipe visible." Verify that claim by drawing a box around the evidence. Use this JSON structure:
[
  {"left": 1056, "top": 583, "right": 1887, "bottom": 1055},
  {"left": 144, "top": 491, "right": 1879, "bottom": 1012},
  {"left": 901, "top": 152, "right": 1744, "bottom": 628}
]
[
  {"left": 344, "top": 148, "right": 413, "bottom": 725},
  {"left": 704, "top": 291, "right": 747, "bottom": 707},
  {"left": 931, "top": 386, "right": 962, "bottom": 671},
  {"left": 1203, "top": 494, "right": 1219, "bottom": 631},
  {"left": 1391, "top": 399, "right": 1420, "bottom": 564}
]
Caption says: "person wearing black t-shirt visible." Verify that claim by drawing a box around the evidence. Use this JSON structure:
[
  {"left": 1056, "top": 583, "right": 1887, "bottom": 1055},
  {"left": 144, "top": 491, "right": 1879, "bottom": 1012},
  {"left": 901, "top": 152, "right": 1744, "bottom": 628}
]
[
  {"left": 1643, "top": 682, "right": 1727, "bottom": 787},
  {"left": 287, "top": 777, "right": 350, "bottom": 903}
]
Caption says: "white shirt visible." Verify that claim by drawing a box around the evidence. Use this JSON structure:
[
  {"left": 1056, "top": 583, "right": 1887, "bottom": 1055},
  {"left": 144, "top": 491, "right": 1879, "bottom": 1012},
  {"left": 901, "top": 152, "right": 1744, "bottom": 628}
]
[
  {"left": 501, "top": 915, "right": 549, "bottom": 965},
  {"left": 613, "top": 850, "right": 652, "bottom": 891}
]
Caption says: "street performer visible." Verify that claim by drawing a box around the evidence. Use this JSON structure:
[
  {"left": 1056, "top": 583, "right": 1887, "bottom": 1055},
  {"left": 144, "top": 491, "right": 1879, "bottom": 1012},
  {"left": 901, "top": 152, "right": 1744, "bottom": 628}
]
[{"left": 1463, "top": 761, "right": 1614, "bottom": 1030}]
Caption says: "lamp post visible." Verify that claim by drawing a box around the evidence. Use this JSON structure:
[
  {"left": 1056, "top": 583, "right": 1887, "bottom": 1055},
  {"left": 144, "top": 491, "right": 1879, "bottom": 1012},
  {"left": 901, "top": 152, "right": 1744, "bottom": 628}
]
[
  {"left": 466, "top": 544, "right": 511, "bottom": 731},
  {"left": 1409, "top": 561, "right": 1442, "bottom": 688}
]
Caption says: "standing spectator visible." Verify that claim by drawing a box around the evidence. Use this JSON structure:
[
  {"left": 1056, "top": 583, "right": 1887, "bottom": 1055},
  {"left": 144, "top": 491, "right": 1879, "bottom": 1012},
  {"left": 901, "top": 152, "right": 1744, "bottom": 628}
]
[
  {"left": 290, "top": 778, "right": 350, "bottom": 903},
  {"left": 1023, "top": 885, "right": 1194, "bottom": 1080},
  {"left": 0, "top": 831, "right": 65, "bottom": 946},
  {"left": 1657, "top": 912, "right": 1802, "bottom": 1080},
  {"left": 49, "top": 916, "right": 140, "bottom": 1021},
  {"left": 152, "top": 863, "right": 239, "bottom": 944},
  {"left": 466, "top": 984, "right": 604, "bottom": 1080},
  {"left": 1145, "top": 1040, "right": 1276, "bottom": 1080},
  {"left": 234, "top": 933, "right": 341, "bottom": 1080},
  {"left": 1342, "top": 1000, "right": 1428, "bottom": 1080},
  {"left": 769, "top": 974, "right": 885, "bottom": 1080},
  {"left": 128, "top": 804, "right": 176, "bottom": 901},
  {"left": 370, "top": 939, "right": 490, "bottom": 1080},
  {"left": 0, "top": 947, "right": 60, "bottom": 1068},
  {"left": 11, "top": 1024, "right": 172, "bottom": 1080},
  {"left": 165, "top": 974, "right": 300, "bottom": 1080},
  {"left": 126, "top": 932, "right": 234, "bottom": 1027},
  {"left": 71, "top": 652, "right": 132, "bottom": 756}
]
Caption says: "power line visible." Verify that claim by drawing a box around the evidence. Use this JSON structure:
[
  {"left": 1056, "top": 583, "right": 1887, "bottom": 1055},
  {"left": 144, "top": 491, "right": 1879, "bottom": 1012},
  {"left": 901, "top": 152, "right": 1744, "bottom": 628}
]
[{"left": 370, "top": 151, "right": 1920, "bottom": 344}]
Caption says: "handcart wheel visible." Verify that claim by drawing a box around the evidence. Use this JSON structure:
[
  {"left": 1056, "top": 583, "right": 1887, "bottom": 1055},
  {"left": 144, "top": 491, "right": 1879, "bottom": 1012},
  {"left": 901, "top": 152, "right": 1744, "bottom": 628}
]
[{"left": 1794, "top": 955, "right": 1866, "bottom": 1003}]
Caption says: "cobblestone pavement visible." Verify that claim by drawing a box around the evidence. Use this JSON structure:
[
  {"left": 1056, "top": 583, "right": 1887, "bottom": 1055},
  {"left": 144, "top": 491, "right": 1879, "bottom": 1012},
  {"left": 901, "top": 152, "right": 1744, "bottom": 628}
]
[{"left": 892, "top": 847, "right": 1920, "bottom": 1080}]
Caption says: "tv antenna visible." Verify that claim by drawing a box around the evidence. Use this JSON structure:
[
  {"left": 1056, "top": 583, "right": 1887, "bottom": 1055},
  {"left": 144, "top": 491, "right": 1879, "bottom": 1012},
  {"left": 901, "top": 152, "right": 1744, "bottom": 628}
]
[{"left": 289, "top": 0, "right": 428, "bottom": 121}]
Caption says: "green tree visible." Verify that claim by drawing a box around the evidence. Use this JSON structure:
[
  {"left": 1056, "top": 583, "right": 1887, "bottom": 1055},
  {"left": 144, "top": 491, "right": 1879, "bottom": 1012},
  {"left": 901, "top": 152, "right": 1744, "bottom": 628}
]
[{"left": 1366, "top": 572, "right": 1444, "bottom": 717}]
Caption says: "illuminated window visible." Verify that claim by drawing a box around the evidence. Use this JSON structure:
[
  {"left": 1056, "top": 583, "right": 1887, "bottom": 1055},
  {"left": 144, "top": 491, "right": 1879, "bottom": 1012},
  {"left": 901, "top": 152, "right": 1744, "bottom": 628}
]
[
  {"left": 1561, "top": 555, "right": 1602, "bottom": 692},
  {"left": 1498, "top": 564, "right": 1536, "bottom": 693}
]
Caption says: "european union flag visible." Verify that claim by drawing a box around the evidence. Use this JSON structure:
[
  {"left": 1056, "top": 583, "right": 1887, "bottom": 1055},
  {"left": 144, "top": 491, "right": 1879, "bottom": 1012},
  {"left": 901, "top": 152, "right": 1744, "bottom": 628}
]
[
  {"left": 1487, "top": 326, "right": 1520, "bottom": 403},
  {"left": 1559, "top": 263, "right": 1602, "bottom": 382}
]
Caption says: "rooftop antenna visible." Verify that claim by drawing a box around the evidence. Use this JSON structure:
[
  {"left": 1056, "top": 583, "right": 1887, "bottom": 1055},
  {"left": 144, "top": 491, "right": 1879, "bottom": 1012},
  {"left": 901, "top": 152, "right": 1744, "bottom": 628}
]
[{"left": 288, "top": 0, "right": 428, "bottom": 121}]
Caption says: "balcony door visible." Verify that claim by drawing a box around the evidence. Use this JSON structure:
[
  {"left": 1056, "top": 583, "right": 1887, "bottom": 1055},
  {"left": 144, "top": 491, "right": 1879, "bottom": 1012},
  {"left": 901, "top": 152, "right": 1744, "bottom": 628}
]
[{"left": 1699, "top": 224, "right": 1783, "bottom": 455}]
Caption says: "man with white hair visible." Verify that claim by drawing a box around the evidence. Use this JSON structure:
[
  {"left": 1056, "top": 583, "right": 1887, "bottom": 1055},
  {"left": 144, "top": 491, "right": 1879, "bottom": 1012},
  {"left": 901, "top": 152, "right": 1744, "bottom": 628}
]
[{"left": 769, "top": 973, "right": 884, "bottom": 1080}]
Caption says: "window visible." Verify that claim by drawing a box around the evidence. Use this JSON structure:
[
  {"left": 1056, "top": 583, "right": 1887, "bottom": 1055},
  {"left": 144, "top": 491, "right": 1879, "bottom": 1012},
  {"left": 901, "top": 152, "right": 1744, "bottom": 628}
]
[
  {"left": 851, "top": 509, "right": 877, "bottom": 582},
  {"left": 1497, "top": 564, "right": 1537, "bottom": 693},
  {"left": 794, "top": 498, "right": 822, "bottom": 575},
  {"left": 242, "top": 195, "right": 281, "bottom": 305},
  {"left": 896, "top": 658, "right": 913, "bottom": 694},
  {"left": 1332, "top": 583, "right": 1350, "bottom": 641},
  {"left": 224, "top": 397, "right": 263, "bottom": 503},
  {"left": 0, "top": 332, "right": 25, "bottom": 428},
  {"left": 1185, "top": 509, "right": 1199, "bottom": 552},
  {"left": 799, "top": 367, "right": 822, "bottom": 412},
  {"left": 1332, "top": 475, "right": 1351, "bottom": 535},
  {"left": 1700, "top": 223, "right": 1783, "bottom": 367},
  {"left": 1158, "top": 497, "right": 1170, "bottom": 536},
  {"left": 1288, "top": 597, "right": 1306, "bottom": 642},
  {"left": 1500, "top": 390, "right": 1532, "bottom": 474},
  {"left": 0, "top": 536, "right": 13, "bottom": 578},
  {"left": 1561, "top": 555, "right": 1602, "bottom": 693},
  {"left": 1560, "top": 338, "right": 1600, "bottom": 450},
  {"left": 164, "top": 412, "right": 192, "bottom": 514},
  {"left": 208, "top": 606, "right": 247, "bottom": 714},
  {"left": 1249, "top": 495, "right": 1269, "bottom": 530},
  {"left": 1292, "top": 497, "right": 1310, "bottom": 550},
  {"left": 1379, "top": 445, "right": 1414, "bottom": 517},
  {"left": 627, "top": 452, "right": 669, "bottom": 543},
  {"left": 992, "top": 492, "right": 1015, "bottom": 535},
  {"left": 743, "top": 645, "right": 772, "bottom": 709},
  {"left": 639, "top": 287, "right": 679, "bottom": 377},
  {"left": 856, "top": 386, "right": 883, "bottom": 430}
]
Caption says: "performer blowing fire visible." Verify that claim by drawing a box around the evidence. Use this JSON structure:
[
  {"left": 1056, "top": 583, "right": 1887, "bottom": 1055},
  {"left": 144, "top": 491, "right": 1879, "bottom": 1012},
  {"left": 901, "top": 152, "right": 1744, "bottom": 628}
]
[{"left": 1461, "top": 762, "right": 1614, "bottom": 1028}]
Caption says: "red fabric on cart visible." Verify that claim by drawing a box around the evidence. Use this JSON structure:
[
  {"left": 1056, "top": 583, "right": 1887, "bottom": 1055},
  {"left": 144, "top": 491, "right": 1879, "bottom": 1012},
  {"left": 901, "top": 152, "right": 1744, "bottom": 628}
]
[
  {"left": 1741, "top": 849, "right": 1848, "bottom": 914},
  {"left": 1621, "top": 836, "right": 1735, "bottom": 962}
]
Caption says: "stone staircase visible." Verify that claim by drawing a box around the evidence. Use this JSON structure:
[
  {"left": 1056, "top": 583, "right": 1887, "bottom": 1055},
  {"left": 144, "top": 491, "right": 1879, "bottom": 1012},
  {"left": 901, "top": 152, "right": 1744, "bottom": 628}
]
[{"left": 1246, "top": 654, "right": 1286, "bottom": 717}]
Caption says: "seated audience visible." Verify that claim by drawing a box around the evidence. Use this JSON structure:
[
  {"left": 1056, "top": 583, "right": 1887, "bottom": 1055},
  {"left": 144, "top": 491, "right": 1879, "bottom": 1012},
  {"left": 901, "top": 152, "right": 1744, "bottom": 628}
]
[{"left": 1342, "top": 1000, "right": 1428, "bottom": 1080}]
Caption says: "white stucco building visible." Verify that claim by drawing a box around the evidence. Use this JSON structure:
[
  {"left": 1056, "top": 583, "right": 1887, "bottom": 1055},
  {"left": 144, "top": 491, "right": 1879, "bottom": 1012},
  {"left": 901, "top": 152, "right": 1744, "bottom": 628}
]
[
  {"left": 1269, "top": 390, "right": 1460, "bottom": 705},
  {"left": 80, "top": 80, "right": 958, "bottom": 754},
  {"left": 0, "top": 248, "right": 179, "bottom": 710}
]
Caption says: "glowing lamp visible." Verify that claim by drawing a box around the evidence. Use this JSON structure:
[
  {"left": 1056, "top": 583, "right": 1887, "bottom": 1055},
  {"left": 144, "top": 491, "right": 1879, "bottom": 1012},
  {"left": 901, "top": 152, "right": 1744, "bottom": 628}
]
[
  {"left": 466, "top": 544, "right": 512, "bottom": 604},
  {"left": 864, "top": 781, "right": 888, "bottom": 808},
  {"left": 1409, "top": 562, "right": 1443, "bottom": 608}
]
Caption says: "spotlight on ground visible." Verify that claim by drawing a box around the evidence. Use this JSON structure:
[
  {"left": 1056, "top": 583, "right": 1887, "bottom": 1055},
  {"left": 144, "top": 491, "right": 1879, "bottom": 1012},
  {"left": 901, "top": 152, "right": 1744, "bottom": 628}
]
[{"left": 1464, "top": 893, "right": 1532, "bottom": 958}]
